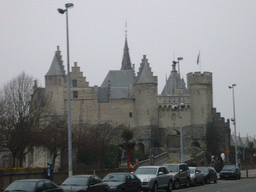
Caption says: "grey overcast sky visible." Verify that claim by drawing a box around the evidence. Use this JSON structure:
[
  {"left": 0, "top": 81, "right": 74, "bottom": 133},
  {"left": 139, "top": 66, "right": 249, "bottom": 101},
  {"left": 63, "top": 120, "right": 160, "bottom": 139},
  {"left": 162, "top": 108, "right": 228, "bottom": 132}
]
[{"left": 1, "top": 0, "right": 255, "bottom": 138}]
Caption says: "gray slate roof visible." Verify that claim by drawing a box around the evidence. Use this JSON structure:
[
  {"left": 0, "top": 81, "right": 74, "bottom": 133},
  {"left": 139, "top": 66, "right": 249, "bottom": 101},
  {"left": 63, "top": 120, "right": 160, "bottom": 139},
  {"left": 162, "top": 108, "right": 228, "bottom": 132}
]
[
  {"left": 45, "top": 46, "right": 65, "bottom": 76},
  {"left": 99, "top": 70, "right": 134, "bottom": 101},
  {"left": 161, "top": 62, "right": 187, "bottom": 95},
  {"left": 121, "top": 38, "right": 132, "bottom": 70},
  {"left": 135, "top": 55, "right": 157, "bottom": 84}
]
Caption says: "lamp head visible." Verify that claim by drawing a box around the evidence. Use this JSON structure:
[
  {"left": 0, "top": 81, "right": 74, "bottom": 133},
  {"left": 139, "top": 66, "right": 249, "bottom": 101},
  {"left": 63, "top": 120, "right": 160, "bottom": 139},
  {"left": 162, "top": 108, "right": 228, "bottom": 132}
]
[
  {"left": 178, "top": 57, "right": 183, "bottom": 61},
  {"left": 57, "top": 8, "right": 66, "bottom": 14},
  {"left": 65, "top": 3, "right": 74, "bottom": 8},
  {"left": 228, "top": 86, "right": 232, "bottom": 89},
  {"left": 172, "top": 61, "right": 178, "bottom": 65}
]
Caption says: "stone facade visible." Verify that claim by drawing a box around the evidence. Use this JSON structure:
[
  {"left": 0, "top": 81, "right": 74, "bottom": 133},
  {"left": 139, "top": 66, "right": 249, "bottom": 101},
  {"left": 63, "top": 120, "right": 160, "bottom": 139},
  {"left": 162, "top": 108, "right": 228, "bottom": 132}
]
[{"left": 23, "top": 38, "right": 231, "bottom": 167}]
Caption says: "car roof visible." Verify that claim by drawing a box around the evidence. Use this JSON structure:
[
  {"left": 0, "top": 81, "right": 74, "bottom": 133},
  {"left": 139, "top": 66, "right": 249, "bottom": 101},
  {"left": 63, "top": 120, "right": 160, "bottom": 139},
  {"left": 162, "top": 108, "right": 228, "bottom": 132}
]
[
  {"left": 163, "top": 163, "right": 187, "bottom": 165},
  {"left": 14, "top": 179, "right": 50, "bottom": 182},
  {"left": 137, "top": 166, "right": 162, "bottom": 168},
  {"left": 106, "top": 172, "right": 130, "bottom": 175},
  {"left": 69, "top": 175, "right": 94, "bottom": 177}
]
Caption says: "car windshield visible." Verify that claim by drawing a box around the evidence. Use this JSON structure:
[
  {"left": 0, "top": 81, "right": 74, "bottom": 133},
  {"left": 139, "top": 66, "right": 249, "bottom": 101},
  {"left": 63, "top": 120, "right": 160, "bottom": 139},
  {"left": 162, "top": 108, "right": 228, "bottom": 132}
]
[
  {"left": 189, "top": 168, "right": 195, "bottom": 174},
  {"left": 166, "top": 165, "right": 179, "bottom": 172},
  {"left": 103, "top": 174, "right": 126, "bottom": 182},
  {"left": 222, "top": 165, "right": 236, "bottom": 171},
  {"left": 5, "top": 181, "right": 37, "bottom": 192},
  {"left": 134, "top": 168, "right": 157, "bottom": 175},
  {"left": 62, "top": 177, "right": 88, "bottom": 186},
  {"left": 198, "top": 167, "right": 209, "bottom": 173}
]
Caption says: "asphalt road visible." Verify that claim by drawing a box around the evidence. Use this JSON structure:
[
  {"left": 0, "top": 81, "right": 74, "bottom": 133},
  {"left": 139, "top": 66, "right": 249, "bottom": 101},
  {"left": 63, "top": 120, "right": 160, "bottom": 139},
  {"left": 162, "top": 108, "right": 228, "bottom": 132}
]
[{"left": 170, "top": 178, "right": 256, "bottom": 192}]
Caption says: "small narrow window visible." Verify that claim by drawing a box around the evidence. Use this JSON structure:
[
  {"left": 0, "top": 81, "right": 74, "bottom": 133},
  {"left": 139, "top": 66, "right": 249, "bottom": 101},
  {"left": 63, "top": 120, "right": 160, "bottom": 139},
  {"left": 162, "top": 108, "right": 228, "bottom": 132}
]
[
  {"left": 72, "top": 80, "right": 77, "bottom": 87},
  {"left": 73, "top": 91, "right": 78, "bottom": 98},
  {"left": 129, "top": 112, "right": 132, "bottom": 118}
]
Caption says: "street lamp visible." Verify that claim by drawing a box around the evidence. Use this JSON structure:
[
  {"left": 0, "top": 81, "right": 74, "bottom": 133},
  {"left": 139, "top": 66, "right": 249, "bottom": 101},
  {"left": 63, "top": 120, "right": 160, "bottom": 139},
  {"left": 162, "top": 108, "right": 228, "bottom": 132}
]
[
  {"left": 58, "top": 3, "right": 74, "bottom": 176},
  {"left": 229, "top": 84, "right": 238, "bottom": 166},
  {"left": 173, "top": 57, "right": 184, "bottom": 162}
]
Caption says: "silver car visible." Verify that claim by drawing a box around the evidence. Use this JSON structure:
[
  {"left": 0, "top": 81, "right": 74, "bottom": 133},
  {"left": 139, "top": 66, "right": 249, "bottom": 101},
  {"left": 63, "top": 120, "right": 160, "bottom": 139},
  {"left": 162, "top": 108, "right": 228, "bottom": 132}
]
[
  {"left": 189, "top": 167, "right": 205, "bottom": 186},
  {"left": 134, "top": 166, "right": 173, "bottom": 192}
]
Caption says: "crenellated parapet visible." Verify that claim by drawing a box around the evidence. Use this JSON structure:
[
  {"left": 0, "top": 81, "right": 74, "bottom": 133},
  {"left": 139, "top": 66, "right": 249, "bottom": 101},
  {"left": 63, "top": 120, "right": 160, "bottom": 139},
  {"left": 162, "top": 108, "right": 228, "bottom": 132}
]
[{"left": 187, "top": 72, "right": 212, "bottom": 85}]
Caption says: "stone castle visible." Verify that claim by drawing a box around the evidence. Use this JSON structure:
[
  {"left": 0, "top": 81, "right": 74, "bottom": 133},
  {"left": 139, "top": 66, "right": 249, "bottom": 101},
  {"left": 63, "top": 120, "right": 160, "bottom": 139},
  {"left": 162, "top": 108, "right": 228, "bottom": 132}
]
[{"left": 42, "top": 35, "right": 230, "bottom": 161}]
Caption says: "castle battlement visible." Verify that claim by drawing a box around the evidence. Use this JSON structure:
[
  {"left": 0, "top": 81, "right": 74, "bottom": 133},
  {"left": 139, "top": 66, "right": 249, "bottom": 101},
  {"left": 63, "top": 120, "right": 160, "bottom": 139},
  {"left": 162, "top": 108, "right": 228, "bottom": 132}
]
[{"left": 187, "top": 71, "right": 212, "bottom": 85}]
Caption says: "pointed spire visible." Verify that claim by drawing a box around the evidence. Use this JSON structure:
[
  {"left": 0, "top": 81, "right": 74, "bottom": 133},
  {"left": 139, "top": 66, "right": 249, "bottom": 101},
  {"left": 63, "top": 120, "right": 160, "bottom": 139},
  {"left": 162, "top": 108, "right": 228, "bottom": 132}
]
[
  {"left": 121, "top": 22, "right": 132, "bottom": 70},
  {"left": 135, "top": 55, "right": 157, "bottom": 84},
  {"left": 45, "top": 46, "right": 65, "bottom": 76},
  {"left": 161, "top": 59, "right": 187, "bottom": 95}
]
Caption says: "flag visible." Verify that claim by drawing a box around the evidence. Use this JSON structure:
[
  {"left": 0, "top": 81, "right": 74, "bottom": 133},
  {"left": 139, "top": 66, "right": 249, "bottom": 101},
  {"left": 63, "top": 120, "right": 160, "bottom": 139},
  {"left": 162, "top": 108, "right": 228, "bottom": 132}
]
[{"left": 197, "top": 51, "right": 200, "bottom": 65}]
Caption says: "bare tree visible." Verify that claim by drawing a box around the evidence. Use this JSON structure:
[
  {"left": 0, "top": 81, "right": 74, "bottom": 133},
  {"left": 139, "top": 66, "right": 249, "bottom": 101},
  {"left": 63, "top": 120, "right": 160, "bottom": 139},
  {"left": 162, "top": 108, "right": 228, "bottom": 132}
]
[
  {"left": 74, "top": 123, "right": 125, "bottom": 168},
  {"left": 39, "top": 115, "right": 68, "bottom": 170},
  {"left": 0, "top": 72, "right": 47, "bottom": 167}
]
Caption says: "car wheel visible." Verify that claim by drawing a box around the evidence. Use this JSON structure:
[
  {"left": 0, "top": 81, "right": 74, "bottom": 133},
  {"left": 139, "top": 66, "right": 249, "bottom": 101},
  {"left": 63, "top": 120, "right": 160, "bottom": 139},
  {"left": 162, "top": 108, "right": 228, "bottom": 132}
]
[
  {"left": 136, "top": 187, "right": 141, "bottom": 192},
  {"left": 186, "top": 179, "right": 190, "bottom": 188},
  {"left": 152, "top": 182, "right": 158, "bottom": 192},
  {"left": 166, "top": 180, "right": 172, "bottom": 192},
  {"left": 201, "top": 178, "right": 205, "bottom": 185},
  {"left": 174, "top": 180, "right": 180, "bottom": 189},
  {"left": 193, "top": 179, "right": 196, "bottom": 186},
  {"left": 214, "top": 178, "right": 217, "bottom": 183}
]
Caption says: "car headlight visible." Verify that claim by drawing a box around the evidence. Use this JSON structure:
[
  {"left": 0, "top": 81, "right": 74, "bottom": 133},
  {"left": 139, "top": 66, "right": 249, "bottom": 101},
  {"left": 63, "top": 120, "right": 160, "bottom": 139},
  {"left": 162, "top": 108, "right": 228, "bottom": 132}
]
[{"left": 143, "top": 177, "right": 151, "bottom": 182}]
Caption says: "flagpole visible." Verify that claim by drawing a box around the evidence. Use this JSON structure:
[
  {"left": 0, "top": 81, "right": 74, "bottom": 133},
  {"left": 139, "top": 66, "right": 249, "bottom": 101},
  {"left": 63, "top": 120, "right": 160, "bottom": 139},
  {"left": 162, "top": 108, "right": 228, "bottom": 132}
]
[{"left": 200, "top": 51, "right": 201, "bottom": 72}]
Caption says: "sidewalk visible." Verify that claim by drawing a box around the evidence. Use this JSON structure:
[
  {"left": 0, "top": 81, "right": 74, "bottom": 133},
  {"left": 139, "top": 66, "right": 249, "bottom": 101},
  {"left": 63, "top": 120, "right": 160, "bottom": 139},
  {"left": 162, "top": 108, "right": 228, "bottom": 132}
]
[{"left": 240, "top": 169, "right": 256, "bottom": 178}]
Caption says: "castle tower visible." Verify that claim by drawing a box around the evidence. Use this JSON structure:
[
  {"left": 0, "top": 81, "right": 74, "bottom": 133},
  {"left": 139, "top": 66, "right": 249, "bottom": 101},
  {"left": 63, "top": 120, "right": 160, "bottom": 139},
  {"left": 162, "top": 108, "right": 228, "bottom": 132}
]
[
  {"left": 133, "top": 55, "right": 158, "bottom": 127},
  {"left": 45, "top": 46, "right": 66, "bottom": 115},
  {"left": 187, "top": 72, "right": 213, "bottom": 125}
]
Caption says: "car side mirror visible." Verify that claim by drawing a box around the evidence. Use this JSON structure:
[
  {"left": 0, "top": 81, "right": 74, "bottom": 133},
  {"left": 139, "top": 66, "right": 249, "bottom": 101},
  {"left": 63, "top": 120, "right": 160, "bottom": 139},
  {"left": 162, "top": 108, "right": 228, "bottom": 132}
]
[
  {"left": 179, "top": 169, "right": 183, "bottom": 172},
  {"left": 158, "top": 172, "right": 163, "bottom": 175}
]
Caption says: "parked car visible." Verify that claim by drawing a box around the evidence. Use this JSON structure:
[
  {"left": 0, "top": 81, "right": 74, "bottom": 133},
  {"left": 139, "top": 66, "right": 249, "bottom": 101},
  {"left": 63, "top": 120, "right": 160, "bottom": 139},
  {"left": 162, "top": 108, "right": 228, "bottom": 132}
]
[
  {"left": 3, "top": 179, "right": 63, "bottom": 192},
  {"left": 60, "top": 175, "right": 109, "bottom": 192},
  {"left": 163, "top": 163, "right": 190, "bottom": 189},
  {"left": 103, "top": 172, "right": 141, "bottom": 192},
  {"left": 198, "top": 167, "right": 217, "bottom": 184},
  {"left": 188, "top": 167, "right": 205, "bottom": 186},
  {"left": 220, "top": 165, "right": 241, "bottom": 180},
  {"left": 134, "top": 166, "right": 173, "bottom": 192}
]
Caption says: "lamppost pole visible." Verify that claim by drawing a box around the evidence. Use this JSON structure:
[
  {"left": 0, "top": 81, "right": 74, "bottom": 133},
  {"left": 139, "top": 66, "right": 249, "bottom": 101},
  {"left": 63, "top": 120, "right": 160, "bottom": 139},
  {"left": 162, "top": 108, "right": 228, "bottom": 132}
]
[
  {"left": 58, "top": 3, "right": 74, "bottom": 176},
  {"left": 178, "top": 57, "right": 183, "bottom": 163},
  {"left": 229, "top": 84, "right": 237, "bottom": 166},
  {"left": 173, "top": 57, "right": 184, "bottom": 163}
]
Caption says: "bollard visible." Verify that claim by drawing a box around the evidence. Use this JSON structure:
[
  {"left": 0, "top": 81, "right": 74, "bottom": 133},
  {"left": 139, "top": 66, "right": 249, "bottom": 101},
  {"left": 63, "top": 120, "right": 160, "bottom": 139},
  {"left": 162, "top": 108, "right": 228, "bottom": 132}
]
[{"left": 246, "top": 168, "right": 248, "bottom": 178}]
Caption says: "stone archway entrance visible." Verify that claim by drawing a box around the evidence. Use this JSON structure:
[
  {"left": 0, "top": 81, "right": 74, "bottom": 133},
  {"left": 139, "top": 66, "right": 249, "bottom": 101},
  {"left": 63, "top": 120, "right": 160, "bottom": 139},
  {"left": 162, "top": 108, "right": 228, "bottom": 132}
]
[
  {"left": 136, "top": 143, "right": 145, "bottom": 153},
  {"left": 191, "top": 141, "right": 200, "bottom": 147}
]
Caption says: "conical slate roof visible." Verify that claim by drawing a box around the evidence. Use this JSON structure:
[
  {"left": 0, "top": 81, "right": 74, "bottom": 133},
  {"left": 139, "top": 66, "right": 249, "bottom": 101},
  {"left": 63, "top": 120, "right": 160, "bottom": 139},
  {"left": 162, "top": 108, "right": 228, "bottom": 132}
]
[
  {"left": 121, "top": 38, "right": 132, "bottom": 70},
  {"left": 161, "top": 62, "right": 187, "bottom": 95},
  {"left": 45, "top": 46, "right": 65, "bottom": 76},
  {"left": 135, "top": 55, "right": 157, "bottom": 84}
]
